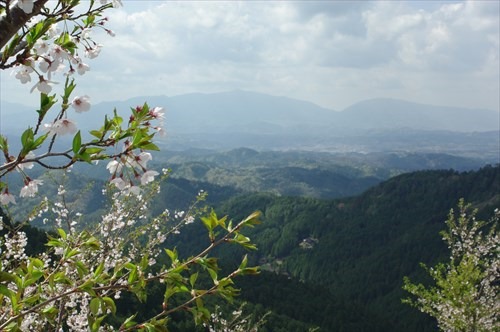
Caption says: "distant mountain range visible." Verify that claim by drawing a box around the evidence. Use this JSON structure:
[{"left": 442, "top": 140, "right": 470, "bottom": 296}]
[{"left": 1, "top": 91, "right": 499, "bottom": 157}]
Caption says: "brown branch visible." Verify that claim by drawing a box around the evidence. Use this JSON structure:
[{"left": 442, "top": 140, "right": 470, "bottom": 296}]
[{"left": 0, "top": 0, "right": 49, "bottom": 50}]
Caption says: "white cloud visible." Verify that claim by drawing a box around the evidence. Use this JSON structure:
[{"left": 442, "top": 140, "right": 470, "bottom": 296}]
[{"left": 1, "top": 0, "right": 498, "bottom": 112}]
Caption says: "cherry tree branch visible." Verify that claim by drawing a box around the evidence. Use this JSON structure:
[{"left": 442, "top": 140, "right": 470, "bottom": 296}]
[{"left": 0, "top": 0, "right": 49, "bottom": 50}]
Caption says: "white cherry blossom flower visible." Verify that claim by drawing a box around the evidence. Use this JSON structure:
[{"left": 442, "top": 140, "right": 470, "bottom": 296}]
[
  {"left": 150, "top": 107, "right": 165, "bottom": 120},
  {"left": 39, "top": 58, "right": 64, "bottom": 78},
  {"left": 50, "top": 45, "right": 69, "bottom": 61},
  {"left": 71, "top": 95, "right": 91, "bottom": 113},
  {"left": 18, "top": 0, "right": 34, "bottom": 13},
  {"left": 124, "top": 185, "right": 141, "bottom": 196},
  {"left": 20, "top": 179, "right": 43, "bottom": 198},
  {"left": 85, "top": 44, "right": 102, "bottom": 59},
  {"left": 100, "top": 0, "right": 123, "bottom": 8},
  {"left": 17, "top": 151, "right": 36, "bottom": 170},
  {"left": 34, "top": 39, "right": 49, "bottom": 54},
  {"left": 14, "top": 66, "right": 33, "bottom": 84},
  {"left": 128, "top": 152, "right": 152, "bottom": 169},
  {"left": 0, "top": 191, "right": 16, "bottom": 205},
  {"left": 76, "top": 61, "right": 90, "bottom": 75},
  {"left": 30, "top": 77, "right": 56, "bottom": 94},
  {"left": 81, "top": 28, "right": 92, "bottom": 40},
  {"left": 44, "top": 119, "right": 77, "bottom": 136},
  {"left": 107, "top": 160, "right": 123, "bottom": 174},
  {"left": 106, "top": 29, "right": 116, "bottom": 37},
  {"left": 141, "top": 170, "right": 159, "bottom": 185},
  {"left": 110, "top": 177, "right": 127, "bottom": 190},
  {"left": 155, "top": 126, "right": 167, "bottom": 137},
  {"left": 46, "top": 24, "right": 60, "bottom": 38}
]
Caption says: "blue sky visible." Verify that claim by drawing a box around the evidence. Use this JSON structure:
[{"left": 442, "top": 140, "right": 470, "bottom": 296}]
[{"left": 1, "top": 0, "right": 499, "bottom": 111}]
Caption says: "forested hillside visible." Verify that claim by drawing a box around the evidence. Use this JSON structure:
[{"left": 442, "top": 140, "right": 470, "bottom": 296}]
[
  {"left": 160, "top": 148, "right": 489, "bottom": 199},
  {"left": 5, "top": 164, "right": 498, "bottom": 331},
  {"left": 169, "top": 165, "right": 499, "bottom": 331}
]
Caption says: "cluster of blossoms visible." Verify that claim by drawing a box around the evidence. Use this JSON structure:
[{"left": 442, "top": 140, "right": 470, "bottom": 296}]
[
  {"left": 204, "top": 304, "right": 269, "bottom": 332},
  {"left": 105, "top": 106, "right": 166, "bottom": 195},
  {"left": 403, "top": 201, "right": 499, "bottom": 332},
  {"left": 0, "top": 1, "right": 261, "bottom": 331},
  {"left": 0, "top": 175, "right": 211, "bottom": 330},
  {"left": 0, "top": 0, "right": 168, "bottom": 204}
]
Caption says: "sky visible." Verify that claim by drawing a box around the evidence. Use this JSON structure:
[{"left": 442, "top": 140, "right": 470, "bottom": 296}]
[{"left": 1, "top": 0, "right": 499, "bottom": 111}]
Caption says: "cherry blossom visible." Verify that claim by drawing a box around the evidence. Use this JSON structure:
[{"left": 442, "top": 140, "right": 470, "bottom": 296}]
[
  {"left": 30, "top": 77, "right": 56, "bottom": 94},
  {"left": 141, "top": 170, "right": 159, "bottom": 185},
  {"left": 20, "top": 179, "right": 43, "bottom": 198},
  {"left": 50, "top": 45, "right": 69, "bottom": 62},
  {"left": 14, "top": 67, "right": 33, "bottom": 84},
  {"left": 85, "top": 45, "right": 103, "bottom": 59},
  {"left": 105, "top": 29, "right": 116, "bottom": 37},
  {"left": 46, "top": 24, "right": 60, "bottom": 39},
  {"left": 71, "top": 95, "right": 91, "bottom": 113},
  {"left": 110, "top": 177, "right": 127, "bottom": 190},
  {"left": 39, "top": 58, "right": 64, "bottom": 79},
  {"left": 44, "top": 119, "right": 78, "bottom": 136},
  {"left": 150, "top": 106, "right": 165, "bottom": 121},
  {"left": 76, "top": 61, "right": 90, "bottom": 75},
  {"left": 34, "top": 39, "right": 49, "bottom": 54},
  {"left": 107, "top": 160, "right": 123, "bottom": 175},
  {"left": 128, "top": 151, "right": 152, "bottom": 170},
  {"left": 0, "top": 190, "right": 16, "bottom": 205},
  {"left": 100, "top": 0, "right": 123, "bottom": 8},
  {"left": 123, "top": 185, "right": 141, "bottom": 196},
  {"left": 17, "top": 151, "right": 36, "bottom": 171}
]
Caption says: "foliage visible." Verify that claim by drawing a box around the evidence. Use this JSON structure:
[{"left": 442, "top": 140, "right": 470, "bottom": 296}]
[
  {"left": 211, "top": 167, "right": 499, "bottom": 331},
  {"left": 403, "top": 200, "right": 499, "bottom": 332},
  {"left": 0, "top": 178, "right": 260, "bottom": 330},
  {"left": 0, "top": 1, "right": 260, "bottom": 330},
  {"left": 160, "top": 148, "right": 490, "bottom": 199}
]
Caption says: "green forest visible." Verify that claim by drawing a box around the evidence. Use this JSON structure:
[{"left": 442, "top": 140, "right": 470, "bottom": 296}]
[{"left": 3, "top": 157, "right": 499, "bottom": 331}]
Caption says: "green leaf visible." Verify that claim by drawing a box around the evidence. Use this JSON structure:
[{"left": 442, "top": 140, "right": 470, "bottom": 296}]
[
  {"left": 239, "top": 255, "right": 248, "bottom": 270},
  {"left": 0, "top": 284, "right": 15, "bottom": 299},
  {"left": 139, "top": 142, "right": 160, "bottom": 151},
  {"left": 83, "top": 147, "right": 104, "bottom": 155},
  {"left": 90, "top": 297, "right": 100, "bottom": 315},
  {"left": 32, "top": 133, "right": 48, "bottom": 150},
  {"left": 63, "top": 78, "right": 76, "bottom": 101},
  {"left": 132, "top": 130, "right": 143, "bottom": 147},
  {"left": 75, "top": 261, "right": 89, "bottom": 278},
  {"left": 90, "top": 129, "right": 103, "bottom": 139},
  {"left": 91, "top": 315, "right": 106, "bottom": 332},
  {"left": 189, "top": 272, "right": 199, "bottom": 288},
  {"left": 128, "top": 266, "right": 138, "bottom": 284},
  {"left": 242, "top": 211, "right": 261, "bottom": 226},
  {"left": 20, "top": 127, "right": 34, "bottom": 153},
  {"left": 0, "top": 135, "right": 8, "bottom": 151},
  {"left": 94, "top": 261, "right": 105, "bottom": 278},
  {"left": 57, "top": 228, "right": 67, "bottom": 239},
  {"left": 201, "top": 210, "right": 218, "bottom": 232},
  {"left": 208, "top": 268, "right": 218, "bottom": 282},
  {"left": 165, "top": 248, "right": 178, "bottom": 263},
  {"left": 30, "top": 258, "right": 45, "bottom": 269},
  {"left": 73, "top": 130, "right": 82, "bottom": 154},
  {"left": 120, "top": 314, "right": 137, "bottom": 329},
  {"left": 38, "top": 93, "right": 57, "bottom": 119},
  {"left": 102, "top": 297, "right": 116, "bottom": 315},
  {"left": 41, "top": 306, "right": 58, "bottom": 315},
  {"left": 65, "top": 248, "right": 80, "bottom": 259}
]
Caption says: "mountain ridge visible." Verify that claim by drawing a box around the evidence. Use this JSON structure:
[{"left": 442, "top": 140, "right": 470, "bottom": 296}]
[
  {"left": 2, "top": 91, "right": 499, "bottom": 154},
  {"left": 2, "top": 91, "right": 498, "bottom": 131}
]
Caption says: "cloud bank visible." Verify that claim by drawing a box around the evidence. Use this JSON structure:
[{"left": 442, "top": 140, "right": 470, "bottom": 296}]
[{"left": 1, "top": 0, "right": 498, "bottom": 111}]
